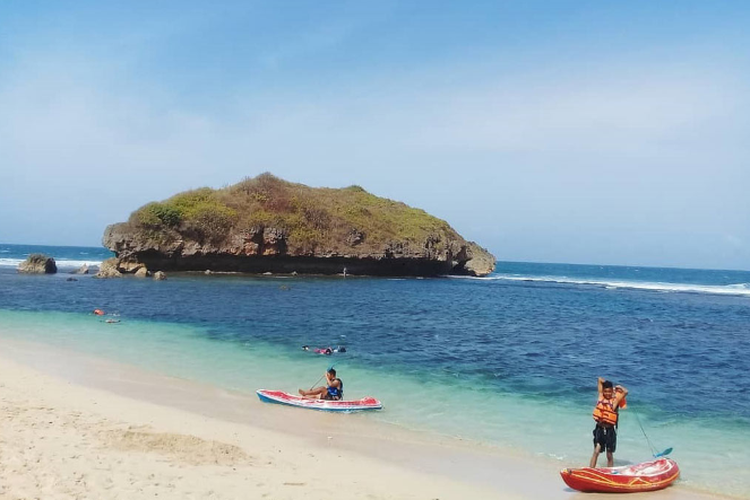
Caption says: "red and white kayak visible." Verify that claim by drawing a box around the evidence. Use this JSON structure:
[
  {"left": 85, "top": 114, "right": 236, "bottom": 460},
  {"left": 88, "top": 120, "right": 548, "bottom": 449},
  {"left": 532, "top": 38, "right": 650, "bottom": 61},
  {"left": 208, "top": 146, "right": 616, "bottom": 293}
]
[
  {"left": 560, "top": 458, "right": 679, "bottom": 493},
  {"left": 256, "top": 390, "right": 383, "bottom": 413}
]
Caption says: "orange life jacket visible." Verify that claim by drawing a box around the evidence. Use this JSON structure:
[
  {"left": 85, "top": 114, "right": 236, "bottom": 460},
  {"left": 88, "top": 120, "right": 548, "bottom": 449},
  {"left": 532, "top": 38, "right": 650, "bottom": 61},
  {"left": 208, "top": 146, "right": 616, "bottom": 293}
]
[{"left": 593, "top": 397, "right": 619, "bottom": 425}]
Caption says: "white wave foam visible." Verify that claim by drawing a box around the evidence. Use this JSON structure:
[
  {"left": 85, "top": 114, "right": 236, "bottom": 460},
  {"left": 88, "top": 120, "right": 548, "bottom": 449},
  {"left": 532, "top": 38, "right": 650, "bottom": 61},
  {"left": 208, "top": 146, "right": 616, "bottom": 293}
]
[
  {"left": 0, "top": 258, "right": 24, "bottom": 267},
  {"left": 0, "top": 258, "right": 103, "bottom": 269},
  {"left": 55, "top": 259, "right": 103, "bottom": 268},
  {"left": 460, "top": 274, "right": 750, "bottom": 297}
]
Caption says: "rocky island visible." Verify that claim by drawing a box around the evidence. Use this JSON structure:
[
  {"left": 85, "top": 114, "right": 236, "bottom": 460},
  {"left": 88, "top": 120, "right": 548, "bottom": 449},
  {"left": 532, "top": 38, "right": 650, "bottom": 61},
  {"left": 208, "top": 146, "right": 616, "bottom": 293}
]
[
  {"left": 17, "top": 254, "right": 57, "bottom": 274},
  {"left": 102, "top": 174, "right": 496, "bottom": 277}
]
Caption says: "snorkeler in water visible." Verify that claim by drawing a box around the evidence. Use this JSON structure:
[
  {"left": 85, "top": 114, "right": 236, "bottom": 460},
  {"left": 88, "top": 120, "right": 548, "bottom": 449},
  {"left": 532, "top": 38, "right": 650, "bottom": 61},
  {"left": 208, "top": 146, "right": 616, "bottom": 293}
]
[{"left": 302, "top": 345, "right": 347, "bottom": 354}]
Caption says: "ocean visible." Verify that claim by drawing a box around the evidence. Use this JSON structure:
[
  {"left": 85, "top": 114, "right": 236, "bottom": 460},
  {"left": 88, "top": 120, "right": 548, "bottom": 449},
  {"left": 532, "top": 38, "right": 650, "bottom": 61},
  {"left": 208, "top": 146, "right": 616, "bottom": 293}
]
[{"left": 1, "top": 243, "right": 749, "bottom": 497}]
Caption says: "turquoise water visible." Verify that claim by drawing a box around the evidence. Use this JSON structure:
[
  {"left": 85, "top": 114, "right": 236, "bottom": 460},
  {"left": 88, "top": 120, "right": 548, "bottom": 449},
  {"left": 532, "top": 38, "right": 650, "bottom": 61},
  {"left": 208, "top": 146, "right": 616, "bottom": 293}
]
[
  {"left": 1, "top": 309, "right": 747, "bottom": 497},
  {"left": 1, "top": 245, "right": 749, "bottom": 497}
]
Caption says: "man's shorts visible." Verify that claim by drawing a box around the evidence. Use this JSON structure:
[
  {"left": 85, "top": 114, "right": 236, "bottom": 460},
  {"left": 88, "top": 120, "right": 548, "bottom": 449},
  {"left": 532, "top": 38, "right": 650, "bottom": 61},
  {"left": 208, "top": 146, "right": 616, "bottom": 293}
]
[{"left": 593, "top": 424, "right": 617, "bottom": 453}]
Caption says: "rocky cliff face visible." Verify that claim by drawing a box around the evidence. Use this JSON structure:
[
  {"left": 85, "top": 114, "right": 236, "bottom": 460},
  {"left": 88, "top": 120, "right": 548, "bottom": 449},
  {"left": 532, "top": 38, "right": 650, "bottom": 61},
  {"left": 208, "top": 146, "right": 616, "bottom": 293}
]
[{"left": 102, "top": 174, "right": 496, "bottom": 277}]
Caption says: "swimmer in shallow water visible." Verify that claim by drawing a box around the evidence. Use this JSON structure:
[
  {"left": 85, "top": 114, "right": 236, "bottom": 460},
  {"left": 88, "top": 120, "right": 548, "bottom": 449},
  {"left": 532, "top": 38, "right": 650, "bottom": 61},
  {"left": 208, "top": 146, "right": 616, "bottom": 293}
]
[{"left": 302, "top": 345, "right": 346, "bottom": 354}]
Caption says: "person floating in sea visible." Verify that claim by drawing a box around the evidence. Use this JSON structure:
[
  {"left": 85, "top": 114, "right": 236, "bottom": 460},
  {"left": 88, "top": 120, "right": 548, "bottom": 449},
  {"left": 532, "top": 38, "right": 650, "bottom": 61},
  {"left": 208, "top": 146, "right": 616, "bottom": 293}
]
[
  {"left": 298, "top": 368, "right": 343, "bottom": 400},
  {"left": 302, "top": 345, "right": 347, "bottom": 354},
  {"left": 590, "top": 377, "right": 628, "bottom": 468}
]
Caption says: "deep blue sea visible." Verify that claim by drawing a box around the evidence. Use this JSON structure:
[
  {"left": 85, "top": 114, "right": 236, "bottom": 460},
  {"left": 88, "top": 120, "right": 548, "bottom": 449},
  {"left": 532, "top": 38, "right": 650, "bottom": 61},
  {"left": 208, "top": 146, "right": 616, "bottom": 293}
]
[{"left": 1, "top": 243, "right": 749, "bottom": 497}]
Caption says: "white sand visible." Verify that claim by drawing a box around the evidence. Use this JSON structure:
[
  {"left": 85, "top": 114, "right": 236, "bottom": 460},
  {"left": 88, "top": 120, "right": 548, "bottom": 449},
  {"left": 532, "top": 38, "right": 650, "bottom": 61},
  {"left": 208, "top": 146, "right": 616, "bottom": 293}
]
[{"left": 0, "top": 336, "right": 727, "bottom": 500}]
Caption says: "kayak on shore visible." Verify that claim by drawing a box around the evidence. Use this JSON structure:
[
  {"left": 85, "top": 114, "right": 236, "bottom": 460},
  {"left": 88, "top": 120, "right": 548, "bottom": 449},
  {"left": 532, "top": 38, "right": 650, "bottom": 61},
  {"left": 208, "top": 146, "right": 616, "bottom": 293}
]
[
  {"left": 560, "top": 457, "right": 680, "bottom": 493},
  {"left": 256, "top": 389, "right": 382, "bottom": 412}
]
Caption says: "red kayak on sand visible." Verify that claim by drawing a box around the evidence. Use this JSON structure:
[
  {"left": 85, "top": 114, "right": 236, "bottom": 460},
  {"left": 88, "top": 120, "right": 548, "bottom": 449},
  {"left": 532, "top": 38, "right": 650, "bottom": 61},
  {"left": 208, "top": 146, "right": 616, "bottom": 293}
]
[
  {"left": 560, "top": 458, "right": 679, "bottom": 493},
  {"left": 256, "top": 390, "right": 382, "bottom": 412}
]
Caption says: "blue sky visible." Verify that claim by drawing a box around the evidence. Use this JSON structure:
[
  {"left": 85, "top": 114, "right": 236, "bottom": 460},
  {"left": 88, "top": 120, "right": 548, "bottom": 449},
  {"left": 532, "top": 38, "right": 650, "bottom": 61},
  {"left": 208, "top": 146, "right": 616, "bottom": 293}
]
[{"left": 1, "top": 1, "right": 749, "bottom": 270}]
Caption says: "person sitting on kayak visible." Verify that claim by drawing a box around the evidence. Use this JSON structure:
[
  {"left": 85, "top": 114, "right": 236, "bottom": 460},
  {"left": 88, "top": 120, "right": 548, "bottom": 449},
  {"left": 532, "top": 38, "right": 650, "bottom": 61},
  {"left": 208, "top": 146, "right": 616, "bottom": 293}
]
[
  {"left": 298, "top": 368, "right": 344, "bottom": 400},
  {"left": 590, "top": 377, "right": 628, "bottom": 468}
]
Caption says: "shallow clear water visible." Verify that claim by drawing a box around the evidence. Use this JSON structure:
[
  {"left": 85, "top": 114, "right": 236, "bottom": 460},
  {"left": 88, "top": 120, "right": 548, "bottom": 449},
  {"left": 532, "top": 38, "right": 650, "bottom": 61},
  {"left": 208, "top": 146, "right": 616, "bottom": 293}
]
[{"left": 1, "top": 246, "right": 749, "bottom": 497}]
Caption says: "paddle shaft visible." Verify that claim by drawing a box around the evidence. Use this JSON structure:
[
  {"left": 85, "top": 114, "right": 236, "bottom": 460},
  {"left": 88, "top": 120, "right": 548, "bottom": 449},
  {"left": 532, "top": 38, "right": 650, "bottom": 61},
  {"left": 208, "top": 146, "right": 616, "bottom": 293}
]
[
  {"left": 309, "top": 373, "right": 326, "bottom": 391},
  {"left": 309, "top": 364, "right": 335, "bottom": 391},
  {"left": 630, "top": 404, "right": 672, "bottom": 457}
]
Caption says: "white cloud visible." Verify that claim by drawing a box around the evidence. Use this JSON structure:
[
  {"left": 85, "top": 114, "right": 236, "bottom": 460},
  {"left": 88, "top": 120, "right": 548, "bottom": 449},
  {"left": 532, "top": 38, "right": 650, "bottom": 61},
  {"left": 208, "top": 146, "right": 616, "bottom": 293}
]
[{"left": 0, "top": 49, "right": 748, "bottom": 269}]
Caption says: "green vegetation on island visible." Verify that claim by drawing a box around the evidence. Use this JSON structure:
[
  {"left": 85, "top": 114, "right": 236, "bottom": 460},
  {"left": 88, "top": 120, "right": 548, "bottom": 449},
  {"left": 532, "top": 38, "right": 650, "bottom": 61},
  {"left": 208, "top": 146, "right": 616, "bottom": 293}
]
[{"left": 132, "top": 174, "right": 455, "bottom": 253}]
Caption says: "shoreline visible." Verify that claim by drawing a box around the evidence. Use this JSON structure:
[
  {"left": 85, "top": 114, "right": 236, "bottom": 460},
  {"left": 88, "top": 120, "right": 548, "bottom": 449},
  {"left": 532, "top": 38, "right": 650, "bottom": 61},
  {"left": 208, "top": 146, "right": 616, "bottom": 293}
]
[{"left": 0, "top": 334, "right": 731, "bottom": 500}]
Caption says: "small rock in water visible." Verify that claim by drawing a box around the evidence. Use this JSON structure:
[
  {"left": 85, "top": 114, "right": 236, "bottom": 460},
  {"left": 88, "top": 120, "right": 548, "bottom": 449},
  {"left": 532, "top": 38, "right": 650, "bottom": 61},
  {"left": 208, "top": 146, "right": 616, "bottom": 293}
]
[
  {"left": 73, "top": 264, "right": 89, "bottom": 274},
  {"left": 18, "top": 254, "right": 57, "bottom": 274},
  {"left": 153, "top": 271, "right": 167, "bottom": 280},
  {"left": 94, "top": 258, "right": 122, "bottom": 279}
]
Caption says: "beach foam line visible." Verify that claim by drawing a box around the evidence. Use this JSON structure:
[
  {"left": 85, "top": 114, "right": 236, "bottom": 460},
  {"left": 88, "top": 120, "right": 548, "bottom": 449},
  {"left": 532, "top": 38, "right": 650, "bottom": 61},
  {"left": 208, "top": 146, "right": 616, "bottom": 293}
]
[
  {"left": 0, "top": 339, "right": 510, "bottom": 500},
  {"left": 451, "top": 274, "right": 750, "bottom": 297},
  {"left": 0, "top": 335, "right": 724, "bottom": 500},
  {"left": 0, "top": 258, "right": 103, "bottom": 269}
]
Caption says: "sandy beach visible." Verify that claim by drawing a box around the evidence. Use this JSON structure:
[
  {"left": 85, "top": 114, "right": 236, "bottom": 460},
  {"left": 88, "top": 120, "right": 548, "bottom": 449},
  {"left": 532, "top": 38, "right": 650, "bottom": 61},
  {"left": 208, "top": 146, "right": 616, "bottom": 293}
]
[{"left": 0, "top": 335, "right": 729, "bottom": 500}]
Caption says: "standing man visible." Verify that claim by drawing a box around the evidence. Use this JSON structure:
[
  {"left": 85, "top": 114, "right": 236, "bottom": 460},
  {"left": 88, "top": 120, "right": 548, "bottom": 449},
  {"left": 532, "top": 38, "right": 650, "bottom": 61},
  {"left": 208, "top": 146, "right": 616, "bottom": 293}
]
[{"left": 590, "top": 377, "right": 628, "bottom": 468}]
